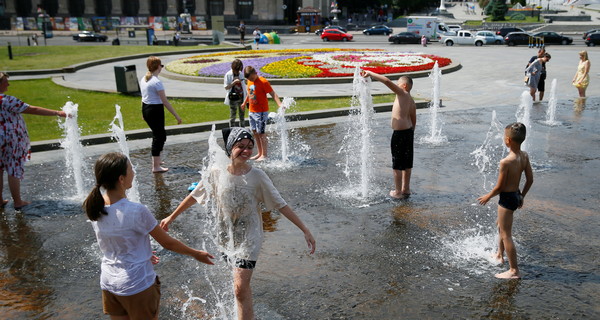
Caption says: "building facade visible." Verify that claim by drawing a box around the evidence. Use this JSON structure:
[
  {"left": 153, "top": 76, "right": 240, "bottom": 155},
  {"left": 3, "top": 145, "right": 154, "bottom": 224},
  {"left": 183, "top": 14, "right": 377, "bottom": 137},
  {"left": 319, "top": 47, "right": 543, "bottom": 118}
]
[{"left": 0, "top": 0, "right": 331, "bottom": 27}]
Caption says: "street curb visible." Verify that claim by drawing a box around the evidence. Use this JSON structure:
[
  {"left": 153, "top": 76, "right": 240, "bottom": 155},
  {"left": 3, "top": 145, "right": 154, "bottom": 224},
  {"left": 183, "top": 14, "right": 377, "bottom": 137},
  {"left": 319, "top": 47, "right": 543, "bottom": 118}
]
[{"left": 30, "top": 101, "right": 429, "bottom": 152}]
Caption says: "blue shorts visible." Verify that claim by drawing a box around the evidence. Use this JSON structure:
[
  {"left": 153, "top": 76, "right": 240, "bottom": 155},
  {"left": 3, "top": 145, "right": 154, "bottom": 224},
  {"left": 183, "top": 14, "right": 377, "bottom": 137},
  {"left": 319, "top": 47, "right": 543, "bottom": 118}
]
[{"left": 249, "top": 112, "right": 269, "bottom": 134}]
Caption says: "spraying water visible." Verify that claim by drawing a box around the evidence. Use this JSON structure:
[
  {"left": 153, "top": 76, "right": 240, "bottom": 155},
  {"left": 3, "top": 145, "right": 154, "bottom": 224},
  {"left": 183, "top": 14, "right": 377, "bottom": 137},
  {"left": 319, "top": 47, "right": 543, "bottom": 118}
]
[
  {"left": 338, "top": 67, "right": 375, "bottom": 199},
  {"left": 109, "top": 104, "right": 140, "bottom": 202},
  {"left": 543, "top": 79, "right": 560, "bottom": 126},
  {"left": 420, "top": 61, "right": 447, "bottom": 145},
  {"left": 273, "top": 97, "right": 295, "bottom": 162},
  {"left": 470, "top": 110, "right": 505, "bottom": 190},
  {"left": 59, "top": 101, "right": 89, "bottom": 200},
  {"left": 516, "top": 91, "right": 533, "bottom": 152}
]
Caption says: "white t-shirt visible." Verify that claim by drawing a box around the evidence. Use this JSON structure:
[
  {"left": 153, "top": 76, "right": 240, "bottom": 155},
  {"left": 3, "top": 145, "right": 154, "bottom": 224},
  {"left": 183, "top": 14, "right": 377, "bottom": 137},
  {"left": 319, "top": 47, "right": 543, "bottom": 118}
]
[
  {"left": 139, "top": 75, "right": 165, "bottom": 105},
  {"left": 91, "top": 198, "right": 158, "bottom": 296},
  {"left": 191, "top": 167, "right": 286, "bottom": 261}
]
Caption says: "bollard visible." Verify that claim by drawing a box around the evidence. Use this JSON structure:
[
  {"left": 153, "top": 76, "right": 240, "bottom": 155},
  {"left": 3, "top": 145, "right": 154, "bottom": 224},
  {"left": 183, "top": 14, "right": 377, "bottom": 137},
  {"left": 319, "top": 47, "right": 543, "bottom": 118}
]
[{"left": 8, "top": 42, "right": 13, "bottom": 60}]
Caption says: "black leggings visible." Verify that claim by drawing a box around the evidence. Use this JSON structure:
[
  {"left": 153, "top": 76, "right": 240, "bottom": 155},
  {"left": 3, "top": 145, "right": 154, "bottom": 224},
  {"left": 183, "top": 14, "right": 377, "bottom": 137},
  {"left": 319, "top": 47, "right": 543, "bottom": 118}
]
[{"left": 142, "top": 103, "right": 166, "bottom": 157}]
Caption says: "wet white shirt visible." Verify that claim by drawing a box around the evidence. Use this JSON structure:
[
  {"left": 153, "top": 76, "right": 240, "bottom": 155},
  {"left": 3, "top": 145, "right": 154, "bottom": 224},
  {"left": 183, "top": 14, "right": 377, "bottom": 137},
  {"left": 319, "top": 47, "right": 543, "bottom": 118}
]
[
  {"left": 91, "top": 198, "right": 158, "bottom": 296},
  {"left": 191, "top": 167, "right": 286, "bottom": 261}
]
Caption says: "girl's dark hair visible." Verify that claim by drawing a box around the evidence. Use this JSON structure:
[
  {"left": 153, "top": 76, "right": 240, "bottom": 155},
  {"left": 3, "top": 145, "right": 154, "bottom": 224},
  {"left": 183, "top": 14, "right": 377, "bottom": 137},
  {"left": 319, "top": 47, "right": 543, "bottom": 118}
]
[
  {"left": 231, "top": 59, "right": 243, "bottom": 75},
  {"left": 83, "top": 152, "right": 129, "bottom": 221}
]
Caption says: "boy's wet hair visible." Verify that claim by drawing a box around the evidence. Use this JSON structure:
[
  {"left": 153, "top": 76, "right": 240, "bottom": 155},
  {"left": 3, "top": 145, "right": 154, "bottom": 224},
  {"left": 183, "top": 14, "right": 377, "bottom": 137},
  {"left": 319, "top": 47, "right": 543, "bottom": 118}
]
[{"left": 505, "top": 122, "right": 526, "bottom": 144}]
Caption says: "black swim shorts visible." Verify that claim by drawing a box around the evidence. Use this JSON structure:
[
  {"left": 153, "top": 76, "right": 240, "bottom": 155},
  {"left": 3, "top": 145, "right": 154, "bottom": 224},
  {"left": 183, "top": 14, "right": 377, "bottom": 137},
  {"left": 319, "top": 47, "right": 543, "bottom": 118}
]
[
  {"left": 222, "top": 253, "right": 257, "bottom": 270},
  {"left": 498, "top": 191, "right": 523, "bottom": 211},
  {"left": 391, "top": 128, "right": 414, "bottom": 170}
]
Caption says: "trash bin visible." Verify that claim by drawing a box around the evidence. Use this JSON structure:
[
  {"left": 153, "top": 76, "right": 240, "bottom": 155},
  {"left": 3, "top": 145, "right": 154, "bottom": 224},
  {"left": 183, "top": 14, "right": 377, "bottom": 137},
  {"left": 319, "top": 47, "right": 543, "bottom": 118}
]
[
  {"left": 114, "top": 65, "right": 140, "bottom": 94},
  {"left": 128, "top": 30, "right": 136, "bottom": 38}
]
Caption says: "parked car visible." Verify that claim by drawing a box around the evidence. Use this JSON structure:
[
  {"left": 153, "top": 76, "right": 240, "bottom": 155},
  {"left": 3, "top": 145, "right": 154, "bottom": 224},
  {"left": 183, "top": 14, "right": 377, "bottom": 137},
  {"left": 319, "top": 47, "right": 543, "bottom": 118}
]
[
  {"left": 582, "top": 28, "right": 600, "bottom": 39},
  {"left": 496, "top": 27, "right": 525, "bottom": 37},
  {"left": 321, "top": 29, "right": 353, "bottom": 41},
  {"left": 532, "top": 31, "right": 572, "bottom": 45},
  {"left": 504, "top": 31, "right": 531, "bottom": 46},
  {"left": 72, "top": 31, "right": 108, "bottom": 42},
  {"left": 475, "top": 30, "right": 504, "bottom": 45},
  {"left": 585, "top": 32, "right": 600, "bottom": 46},
  {"left": 314, "top": 25, "right": 346, "bottom": 36},
  {"left": 363, "top": 25, "right": 393, "bottom": 35},
  {"left": 388, "top": 32, "right": 420, "bottom": 44},
  {"left": 441, "top": 30, "right": 475, "bottom": 46}
]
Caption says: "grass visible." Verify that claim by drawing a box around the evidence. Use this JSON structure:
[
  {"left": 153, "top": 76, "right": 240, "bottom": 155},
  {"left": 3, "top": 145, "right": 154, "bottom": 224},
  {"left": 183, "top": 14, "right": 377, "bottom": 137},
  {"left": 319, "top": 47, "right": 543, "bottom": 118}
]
[
  {"left": 10, "top": 78, "right": 397, "bottom": 142},
  {"left": 2, "top": 45, "right": 232, "bottom": 70}
]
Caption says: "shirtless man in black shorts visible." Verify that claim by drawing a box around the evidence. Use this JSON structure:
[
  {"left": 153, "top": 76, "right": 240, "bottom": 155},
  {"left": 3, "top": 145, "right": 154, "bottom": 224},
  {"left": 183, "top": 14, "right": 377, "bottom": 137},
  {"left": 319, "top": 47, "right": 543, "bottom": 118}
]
[{"left": 362, "top": 71, "right": 416, "bottom": 199}]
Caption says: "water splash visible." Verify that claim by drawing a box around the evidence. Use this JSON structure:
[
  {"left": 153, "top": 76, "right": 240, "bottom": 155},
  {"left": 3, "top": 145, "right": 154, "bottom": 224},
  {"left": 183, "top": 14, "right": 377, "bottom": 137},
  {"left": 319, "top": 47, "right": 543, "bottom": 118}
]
[
  {"left": 58, "top": 101, "right": 89, "bottom": 200},
  {"left": 516, "top": 91, "right": 533, "bottom": 152},
  {"left": 543, "top": 79, "right": 561, "bottom": 126},
  {"left": 109, "top": 104, "right": 140, "bottom": 202},
  {"left": 470, "top": 110, "right": 505, "bottom": 190},
  {"left": 336, "top": 67, "right": 376, "bottom": 199},
  {"left": 420, "top": 61, "right": 447, "bottom": 145}
]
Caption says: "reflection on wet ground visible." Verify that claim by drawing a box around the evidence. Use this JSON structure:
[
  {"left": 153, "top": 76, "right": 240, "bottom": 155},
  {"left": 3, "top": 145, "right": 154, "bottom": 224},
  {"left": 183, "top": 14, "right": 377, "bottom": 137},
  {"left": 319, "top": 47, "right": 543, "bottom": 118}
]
[{"left": 1, "top": 97, "right": 599, "bottom": 319}]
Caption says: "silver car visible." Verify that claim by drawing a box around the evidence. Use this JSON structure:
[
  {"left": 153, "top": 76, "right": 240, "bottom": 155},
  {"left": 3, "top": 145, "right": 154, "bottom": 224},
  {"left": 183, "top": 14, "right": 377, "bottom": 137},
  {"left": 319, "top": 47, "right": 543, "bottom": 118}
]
[{"left": 474, "top": 30, "right": 504, "bottom": 45}]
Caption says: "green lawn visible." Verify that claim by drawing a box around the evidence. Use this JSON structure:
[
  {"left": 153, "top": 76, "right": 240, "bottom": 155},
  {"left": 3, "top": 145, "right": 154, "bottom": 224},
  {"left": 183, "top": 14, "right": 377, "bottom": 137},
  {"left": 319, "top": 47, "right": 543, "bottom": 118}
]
[
  {"left": 11, "top": 79, "right": 397, "bottom": 142},
  {"left": 3, "top": 45, "right": 231, "bottom": 70}
]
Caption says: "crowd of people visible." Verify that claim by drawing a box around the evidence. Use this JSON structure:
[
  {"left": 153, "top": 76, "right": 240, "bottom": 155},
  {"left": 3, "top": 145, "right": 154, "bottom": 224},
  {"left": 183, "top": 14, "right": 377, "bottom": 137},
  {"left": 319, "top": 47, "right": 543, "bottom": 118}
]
[{"left": 0, "top": 45, "right": 593, "bottom": 318}]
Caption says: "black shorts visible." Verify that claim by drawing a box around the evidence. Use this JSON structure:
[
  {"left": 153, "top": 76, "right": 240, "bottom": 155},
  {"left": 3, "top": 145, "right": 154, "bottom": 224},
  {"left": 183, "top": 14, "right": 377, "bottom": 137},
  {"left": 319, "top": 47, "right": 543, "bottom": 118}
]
[
  {"left": 391, "top": 128, "right": 414, "bottom": 170},
  {"left": 538, "top": 73, "right": 546, "bottom": 92}
]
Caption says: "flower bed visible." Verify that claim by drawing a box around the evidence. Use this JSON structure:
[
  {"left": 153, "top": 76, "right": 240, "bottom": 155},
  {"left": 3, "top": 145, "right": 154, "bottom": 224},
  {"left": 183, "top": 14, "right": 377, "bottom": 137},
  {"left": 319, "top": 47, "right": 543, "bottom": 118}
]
[{"left": 166, "top": 49, "right": 452, "bottom": 79}]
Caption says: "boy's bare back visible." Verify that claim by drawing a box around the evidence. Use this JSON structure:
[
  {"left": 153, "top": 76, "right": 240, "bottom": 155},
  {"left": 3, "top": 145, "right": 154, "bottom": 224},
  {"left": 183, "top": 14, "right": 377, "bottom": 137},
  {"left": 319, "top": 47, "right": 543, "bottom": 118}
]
[{"left": 500, "top": 150, "right": 532, "bottom": 193}]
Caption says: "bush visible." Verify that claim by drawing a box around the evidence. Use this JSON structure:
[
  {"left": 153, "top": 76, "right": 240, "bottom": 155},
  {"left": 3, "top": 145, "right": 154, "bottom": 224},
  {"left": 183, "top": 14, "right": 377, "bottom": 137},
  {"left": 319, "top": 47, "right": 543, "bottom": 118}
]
[{"left": 511, "top": 13, "right": 527, "bottom": 20}]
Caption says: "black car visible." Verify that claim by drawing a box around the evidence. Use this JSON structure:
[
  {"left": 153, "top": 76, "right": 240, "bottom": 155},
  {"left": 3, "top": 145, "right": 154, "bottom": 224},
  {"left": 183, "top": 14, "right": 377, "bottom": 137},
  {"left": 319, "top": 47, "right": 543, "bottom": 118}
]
[
  {"left": 585, "top": 32, "right": 600, "bottom": 46},
  {"left": 363, "top": 25, "right": 393, "bottom": 35},
  {"left": 496, "top": 27, "right": 525, "bottom": 37},
  {"left": 504, "top": 31, "right": 531, "bottom": 46},
  {"left": 582, "top": 28, "right": 600, "bottom": 39},
  {"left": 532, "top": 31, "right": 572, "bottom": 45},
  {"left": 72, "top": 31, "right": 108, "bottom": 42},
  {"left": 314, "top": 25, "right": 346, "bottom": 36},
  {"left": 388, "top": 32, "right": 420, "bottom": 44}
]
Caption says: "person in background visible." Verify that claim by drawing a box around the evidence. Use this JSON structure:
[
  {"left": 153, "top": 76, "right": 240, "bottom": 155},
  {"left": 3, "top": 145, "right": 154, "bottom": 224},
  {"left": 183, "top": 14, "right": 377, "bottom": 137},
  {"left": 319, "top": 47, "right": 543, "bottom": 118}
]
[
  {"left": 572, "top": 50, "right": 590, "bottom": 98},
  {"left": 224, "top": 59, "right": 246, "bottom": 127},
  {"left": 0, "top": 72, "right": 67, "bottom": 210},
  {"left": 139, "top": 56, "right": 182, "bottom": 173}
]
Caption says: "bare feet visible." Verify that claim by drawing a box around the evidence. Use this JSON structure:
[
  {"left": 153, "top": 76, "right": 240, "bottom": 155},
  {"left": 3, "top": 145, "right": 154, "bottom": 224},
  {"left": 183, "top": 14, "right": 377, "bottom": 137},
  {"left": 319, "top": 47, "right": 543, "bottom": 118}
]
[
  {"left": 1, "top": 200, "right": 8, "bottom": 207},
  {"left": 152, "top": 167, "right": 169, "bottom": 173},
  {"left": 14, "top": 200, "right": 31, "bottom": 210},
  {"left": 389, "top": 190, "right": 409, "bottom": 199},
  {"left": 250, "top": 154, "right": 260, "bottom": 160},
  {"left": 495, "top": 270, "right": 521, "bottom": 279}
]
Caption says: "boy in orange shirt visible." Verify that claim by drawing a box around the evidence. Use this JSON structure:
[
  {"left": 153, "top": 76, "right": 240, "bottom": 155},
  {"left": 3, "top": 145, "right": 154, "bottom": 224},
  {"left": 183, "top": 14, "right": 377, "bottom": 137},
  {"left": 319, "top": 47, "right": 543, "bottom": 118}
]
[{"left": 242, "top": 66, "right": 282, "bottom": 161}]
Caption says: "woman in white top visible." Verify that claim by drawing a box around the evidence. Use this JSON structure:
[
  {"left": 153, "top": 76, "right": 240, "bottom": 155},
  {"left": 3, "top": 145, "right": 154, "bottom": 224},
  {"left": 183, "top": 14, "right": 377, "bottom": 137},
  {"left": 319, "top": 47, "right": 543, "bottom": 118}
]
[
  {"left": 139, "top": 56, "right": 182, "bottom": 173},
  {"left": 84, "top": 152, "right": 214, "bottom": 319},
  {"left": 223, "top": 59, "right": 247, "bottom": 127},
  {"left": 160, "top": 127, "right": 316, "bottom": 320}
]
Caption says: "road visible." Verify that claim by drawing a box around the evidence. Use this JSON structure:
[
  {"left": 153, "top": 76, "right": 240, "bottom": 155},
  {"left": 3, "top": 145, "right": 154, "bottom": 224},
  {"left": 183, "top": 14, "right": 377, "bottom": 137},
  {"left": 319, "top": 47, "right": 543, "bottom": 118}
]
[{"left": 0, "top": 32, "right": 589, "bottom": 47}]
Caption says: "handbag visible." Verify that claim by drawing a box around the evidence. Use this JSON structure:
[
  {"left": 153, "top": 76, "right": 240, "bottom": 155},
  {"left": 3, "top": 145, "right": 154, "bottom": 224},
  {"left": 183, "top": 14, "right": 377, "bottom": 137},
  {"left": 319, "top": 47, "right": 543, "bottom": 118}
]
[
  {"left": 228, "top": 89, "right": 241, "bottom": 101},
  {"left": 523, "top": 75, "right": 529, "bottom": 85}
]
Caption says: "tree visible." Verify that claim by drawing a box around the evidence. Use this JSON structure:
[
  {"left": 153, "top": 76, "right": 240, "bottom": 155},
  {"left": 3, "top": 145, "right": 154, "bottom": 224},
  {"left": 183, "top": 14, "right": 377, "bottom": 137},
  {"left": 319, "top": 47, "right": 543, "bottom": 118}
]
[{"left": 490, "top": 0, "right": 508, "bottom": 21}]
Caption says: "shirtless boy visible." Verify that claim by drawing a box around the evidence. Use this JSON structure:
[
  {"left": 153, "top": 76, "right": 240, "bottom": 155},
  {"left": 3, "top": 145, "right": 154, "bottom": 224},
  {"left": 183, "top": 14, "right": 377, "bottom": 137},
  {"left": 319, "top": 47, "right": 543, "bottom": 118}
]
[
  {"left": 477, "top": 122, "right": 534, "bottom": 279},
  {"left": 362, "top": 70, "right": 416, "bottom": 199}
]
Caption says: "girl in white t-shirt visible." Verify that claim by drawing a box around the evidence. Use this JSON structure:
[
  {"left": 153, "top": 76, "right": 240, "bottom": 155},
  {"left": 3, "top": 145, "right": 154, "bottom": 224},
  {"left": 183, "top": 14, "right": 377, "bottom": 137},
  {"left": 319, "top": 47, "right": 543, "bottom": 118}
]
[
  {"left": 160, "top": 127, "right": 316, "bottom": 320},
  {"left": 139, "top": 56, "right": 182, "bottom": 173},
  {"left": 84, "top": 152, "right": 214, "bottom": 319}
]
